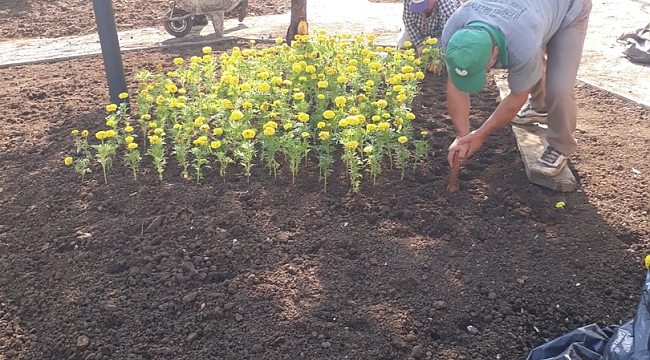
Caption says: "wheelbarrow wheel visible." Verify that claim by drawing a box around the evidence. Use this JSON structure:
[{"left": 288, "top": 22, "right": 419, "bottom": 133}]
[{"left": 164, "top": 9, "right": 192, "bottom": 38}]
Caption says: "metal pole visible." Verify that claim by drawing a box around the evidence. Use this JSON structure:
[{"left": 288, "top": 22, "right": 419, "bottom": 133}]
[{"left": 92, "top": 0, "right": 128, "bottom": 107}]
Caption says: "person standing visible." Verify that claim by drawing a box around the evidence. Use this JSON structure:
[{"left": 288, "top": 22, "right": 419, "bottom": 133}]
[
  {"left": 441, "top": 0, "right": 592, "bottom": 178},
  {"left": 398, "top": 0, "right": 462, "bottom": 52}
]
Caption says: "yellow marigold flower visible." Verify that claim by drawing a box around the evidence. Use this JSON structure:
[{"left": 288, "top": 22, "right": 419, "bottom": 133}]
[
  {"left": 403, "top": 41, "right": 413, "bottom": 48},
  {"left": 555, "top": 201, "right": 566, "bottom": 209},
  {"left": 259, "top": 102, "right": 270, "bottom": 111},
  {"left": 241, "top": 101, "right": 252, "bottom": 109},
  {"left": 173, "top": 124, "right": 182, "bottom": 130},
  {"left": 194, "top": 117, "right": 205, "bottom": 127},
  {"left": 106, "top": 120, "right": 116, "bottom": 127},
  {"left": 258, "top": 82, "right": 271, "bottom": 92},
  {"left": 193, "top": 136, "right": 208, "bottom": 146},
  {"left": 336, "top": 75, "right": 347, "bottom": 84},
  {"left": 293, "top": 92, "right": 305, "bottom": 101},
  {"left": 315, "top": 122, "right": 325, "bottom": 129},
  {"left": 156, "top": 63, "right": 163, "bottom": 71},
  {"left": 263, "top": 127, "right": 276, "bottom": 136},
  {"left": 81, "top": 130, "right": 89, "bottom": 137},
  {"left": 118, "top": 92, "right": 128, "bottom": 99},
  {"left": 127, "top": 142, "right": 138, "bottom": 150},
  {"left": 242, "top": 129, "right": 256, "bottom": 139},
  {"left": 645, "top": 255, "right": 650, "bottom": 269},
  {"left": 178, "top": 88, "right": 187, "bottom": 95},
  {"left": 425, "top": 37, "right": 438, "bottom": 45},
  {"left": 382, "top": 112, "right": 391, "bottom": 119},
  {"left": 348, "top": 115, "right": 361, "bottom": 126},
  {"left": 64, "top": 157, "right": 73, "bottom": 166},
  {"left": 149, "top": 122, "right": 158, "bottom": 129},
  {"left": 420, "top": 131, "right": 428, "bottom": 137},
  {"left": 318, "top": 131, "right": 330, "bottom": 141},
  {"left": 202, "top": 46, "right": 212, "bottom": 54},
  {"left": 264, "top": 121, "right": 278, "bottom": 129},
  {"left": 155, "top": 95, "right": 165, "bottom": 105},
  {"left": 210, "top": 140, "right": 221, "bottom": 149},
  {"left": 221, "top": 99, "right": 234, "bottom": 109},
  {"left": 401, "top": 65, "right": 415, "bottom": 74},
  {"left": 334, "top": 96, "right": 347, "bottom": 108},
  {"left": 398, "top": 136, "right": 408, "bottom": 144},
  {"left": 317, "top": 80, "right": 329, "bottom": 89},
  {"left": 71, "top": 129, "right": 79, "bottom": 136},
  {"left": 406, "top": 113, "right": 416, "bottom": 120},
  {"left": 338, "top": 119, "right": 349, "bottom": 127},
  {"left": 106, "top": 104, "right": 117, "bottom": 112},
  {"left": 213, "top": 127, "right": 223, "bottom": 136},
  {"left": 122, "top": 125, "right": 133, "bottom": 133},
  {"left": 366, "top": 123, "right": 377, "bottom": 132},
  {"left": 371, "top": 115, "right": 381, "bottom": 122},
  {"left": 376, "top": 99, "right": 388, "bottom": 109},
  {"left": 125, "top": 136, "right": 134, "bottom": 144},
  {"left": 323, "top": 110, "right": 336, "bottom": 120},
  {"left": 378, "top": 122, "right": 390, "bottom": 131},
  {"left": 275, "top": 38, "right": 284, "bottom": 44},
  {"left": 166, "top": 83, "right": 178, "bottom": 93},
  {"left": 297, "top": 112, "right": 310, "bottom": 123},
  {"left": 416, "top": 71, "right": 425, "bottom": 80},
  {"left": 200, "top": 124, "right": 210, "bottom": 132},
  {"left": 153, "top": 128, "right": 164, "bottom": 135},
  {"left": 95, "top": 131, "right": 107, "bottom": 140},
  {"left": 363, "top": 145, "right": 373, "bottom": 154},
  {"left": 229, "top": 110, "right": 244, "bottom": 121},
  {"left": 173, "top": 57, "right": 184, "bottom": 65},
  {"left": 299, "top": 76, "right": 307, "bottom": 82},
  {"left": 257, "top": 71, "right": 270, "bottom": 80},
  {"left": 240, "top": 83, "right": 252, "bottom": 92},
  {"left": 283, "top": 122, "right": 293, "bottom": 130},
  {"left": 345, "top": 140, "right": 358, "bottom": 150},
  {"left": 305, "top": 65, "right": 316, "bottom": 74},
  {"left": 271, "top": 76, "right": 283, "bottom": 85},
  {"left": 394, "top": 118, "right": 404, "bottom": 126},
  {"left": 317, "top": 94, "right": 326, "bottom": 100}
]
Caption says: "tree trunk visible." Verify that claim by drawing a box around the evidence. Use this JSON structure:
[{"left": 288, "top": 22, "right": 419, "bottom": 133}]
[{"left": 286, "top": 0, "right": 307, "bottom": 44}]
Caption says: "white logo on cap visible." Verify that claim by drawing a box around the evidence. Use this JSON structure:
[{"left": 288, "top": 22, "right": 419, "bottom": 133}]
[{"left": 455, "top": 68, "right": 468, "bottom": 76}]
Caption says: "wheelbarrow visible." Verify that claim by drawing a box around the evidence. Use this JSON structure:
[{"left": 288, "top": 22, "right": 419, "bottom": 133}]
[{"left": 162, "top": 0, "right": 248, "bottom": 38}]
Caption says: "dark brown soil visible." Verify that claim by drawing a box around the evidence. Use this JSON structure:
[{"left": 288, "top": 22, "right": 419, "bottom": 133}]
[
  {"left": 1, "top": 1, "right": 650, "bottom": 360},
  {"left": 0, "top": 0, "right": 292, "bottom": 39}
]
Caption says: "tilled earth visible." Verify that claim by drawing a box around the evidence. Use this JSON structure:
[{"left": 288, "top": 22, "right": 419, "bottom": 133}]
[{"left": 1, "top": 1, "right": 650, "bottom": 360}]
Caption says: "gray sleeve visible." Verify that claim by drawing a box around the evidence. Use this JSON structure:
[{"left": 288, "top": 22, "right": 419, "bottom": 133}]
[{"left": 507, "top": 52, "right": 544, "bottom": 94}]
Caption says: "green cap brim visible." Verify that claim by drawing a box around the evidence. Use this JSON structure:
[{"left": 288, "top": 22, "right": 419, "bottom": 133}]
[{"left": 448, "top": 65, "right": 486, "bottom": 93}]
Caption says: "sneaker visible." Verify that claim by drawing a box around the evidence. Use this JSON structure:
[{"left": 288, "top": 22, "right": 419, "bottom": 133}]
[
  {"left": 533, "top": 146, "right": 568, "bottom": 177},
  {"left": 512, "top": 103, "right": 548, "bottom": 125}
]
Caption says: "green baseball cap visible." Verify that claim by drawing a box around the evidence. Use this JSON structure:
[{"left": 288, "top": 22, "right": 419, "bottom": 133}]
[{"left": 445, "top": 28, "right": 493, "bottom": 93}]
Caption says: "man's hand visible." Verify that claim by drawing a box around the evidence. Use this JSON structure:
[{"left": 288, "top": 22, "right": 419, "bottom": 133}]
[{"left": 447, "top": 130, "right": 486, "bottom": 167}]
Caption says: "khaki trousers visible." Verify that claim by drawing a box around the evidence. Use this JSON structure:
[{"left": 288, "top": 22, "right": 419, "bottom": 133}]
[{"left": 529, "top": 0, "right": 592, "bottom": 156}]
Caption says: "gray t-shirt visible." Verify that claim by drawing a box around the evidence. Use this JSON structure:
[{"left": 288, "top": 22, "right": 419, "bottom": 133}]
[{"left": 441, "top": 0, "right": 583, "bottom": 93}]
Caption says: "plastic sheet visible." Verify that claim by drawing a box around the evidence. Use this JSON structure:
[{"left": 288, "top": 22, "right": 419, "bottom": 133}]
[
  {"left": 617, "top": 23, "right": 650, "bottom": 65},
  {"left": 526, "top": 261, "right": 650, "bottom": 360}
]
